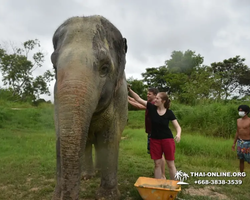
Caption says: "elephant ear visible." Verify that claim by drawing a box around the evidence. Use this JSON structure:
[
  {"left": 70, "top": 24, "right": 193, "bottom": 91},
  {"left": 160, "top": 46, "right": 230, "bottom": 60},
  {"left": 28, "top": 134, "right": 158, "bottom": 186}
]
[
  {"left": 114, "top": 37, "right": 128, "bottom": 92},
  {"left": 123, "top": 38, "right": 128, "bottom": 54},
  {"left": 99, "top": 17, "right": 128, "bottom": 92},
  {"left": 51, "top": 20, "right": 69, "bottom": 73}
]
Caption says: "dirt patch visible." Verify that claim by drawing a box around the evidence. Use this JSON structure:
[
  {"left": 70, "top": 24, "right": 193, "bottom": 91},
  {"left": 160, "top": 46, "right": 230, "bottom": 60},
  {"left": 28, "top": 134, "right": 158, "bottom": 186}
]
[
  {"left": 45, "top": 179, "right": 55, "bottom": 183},
  {"left": 184, "top": 186, "right": 228, "bottom": 200},
  {"left": 26, "top": 178, "right": 32, "bottom": 182},
  {"left": 0, "top": 185, "right": 8, "bottom": 190},
  {"left": 29, "top": 187, "right": 40, "bottom": 192}
]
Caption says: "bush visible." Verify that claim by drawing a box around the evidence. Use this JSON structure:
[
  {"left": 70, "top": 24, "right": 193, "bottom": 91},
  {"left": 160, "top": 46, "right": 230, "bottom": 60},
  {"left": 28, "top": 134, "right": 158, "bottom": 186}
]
[
  {"left": 126, "top": 110, "right": 145, "bottom": 129},
  {"left": 0, "top": 97, "right": 244, "bottom": 138},
  {"left": 0, "top": 99, "right": 54, "bottom": 130},
  {"left": 0, "top": 106, "right": 13, "bottom": 128},
  {"left": 0, "top": 88, "right": 21, "bottom": 101},
  {"left": 171, "top": 102, "right": 239, "bottom": 138}
]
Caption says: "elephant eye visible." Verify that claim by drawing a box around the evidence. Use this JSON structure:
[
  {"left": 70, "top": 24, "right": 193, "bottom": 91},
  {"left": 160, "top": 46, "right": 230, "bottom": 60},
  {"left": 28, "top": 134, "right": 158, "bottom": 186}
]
[{"left": 99, "top": 64, "right": 110, "bottom": 77}]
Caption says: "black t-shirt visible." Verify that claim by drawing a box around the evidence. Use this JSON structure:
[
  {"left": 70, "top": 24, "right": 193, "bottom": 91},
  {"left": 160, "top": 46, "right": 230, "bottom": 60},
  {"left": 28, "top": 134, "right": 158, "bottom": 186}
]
[{"left": 147, "top": 102, "right": 176, "bottom": 139}]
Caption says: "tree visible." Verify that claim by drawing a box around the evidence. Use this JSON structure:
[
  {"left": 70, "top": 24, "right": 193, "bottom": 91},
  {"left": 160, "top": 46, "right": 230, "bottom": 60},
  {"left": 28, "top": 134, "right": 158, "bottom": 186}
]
[
  {"left": 179, "top": 66, "right": 214, "bottom": 104},
  {"left": 162, "top": 50, "right": 205, "bottom": 101},
  {"left": 166, "top": 50, "right": 204, "bottom": 77},
  {"left": 141, "top": 66, "right": 170, "bottom": 92},
  {"left": 164, "top": 72, "right": 188, "bottom": 97},
  {"left": 127, "top": 77, "right": 147, "bottom": 110},
  {"left": 210, "top": 56, "right": 250, "bottom": 100},
  {"left": 0, "top": 39, "right": 54, "bottom": 102},
  {"left": 127, "top": 77, "right": 147, "bottom": 99}
]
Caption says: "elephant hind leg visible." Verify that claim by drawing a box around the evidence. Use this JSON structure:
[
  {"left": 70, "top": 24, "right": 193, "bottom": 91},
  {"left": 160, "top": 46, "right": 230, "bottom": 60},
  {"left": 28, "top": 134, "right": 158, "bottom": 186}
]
[
  {"left": 94, "top": 143, "right": 102, "bottom": 174},
  {"left": 52, "top": 187, "right": 61, "bottom": 200},
  {"left": 96, "top": 187, "right": 121, "bottom": 200},
  {"left": 95, "top": 132, "right": 121, "bottom": 200},
  {"left": 81, "top": 141, "right": 95, "bottom": 180}
]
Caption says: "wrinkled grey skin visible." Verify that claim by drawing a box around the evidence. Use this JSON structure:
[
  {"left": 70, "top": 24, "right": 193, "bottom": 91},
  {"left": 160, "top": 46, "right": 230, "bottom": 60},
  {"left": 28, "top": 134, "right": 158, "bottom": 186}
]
[{"left": 51, "top": 15, "right": 128, "bottom": 200}]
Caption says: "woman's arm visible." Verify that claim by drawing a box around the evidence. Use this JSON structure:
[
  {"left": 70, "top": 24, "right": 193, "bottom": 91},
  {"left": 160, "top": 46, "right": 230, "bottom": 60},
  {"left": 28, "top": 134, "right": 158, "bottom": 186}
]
[
  {"left": 172, "top": 119, "right": 181, "bottom": 143},
  {"left": 128, "top": 88, "right": 147, "bottom": 107},
  {"left": 128, "top": 96, "right": 146, "bottom": 110}
]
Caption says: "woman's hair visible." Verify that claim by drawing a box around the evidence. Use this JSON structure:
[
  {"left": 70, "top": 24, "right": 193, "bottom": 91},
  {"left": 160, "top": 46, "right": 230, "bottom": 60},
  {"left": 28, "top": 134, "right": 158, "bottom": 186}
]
[{"left": 158, "top": 92, "right": 171, "bottom": 109}]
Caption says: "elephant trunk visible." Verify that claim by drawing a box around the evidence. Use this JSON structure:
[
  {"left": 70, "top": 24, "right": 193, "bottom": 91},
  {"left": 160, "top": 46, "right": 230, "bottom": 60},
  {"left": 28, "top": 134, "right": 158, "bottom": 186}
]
[{"left": 55, "top": 78, "right": 98, "bottom": 199}]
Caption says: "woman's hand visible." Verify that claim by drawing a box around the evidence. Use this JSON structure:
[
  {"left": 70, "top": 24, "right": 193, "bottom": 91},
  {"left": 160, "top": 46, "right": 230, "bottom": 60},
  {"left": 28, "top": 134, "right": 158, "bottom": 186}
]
[
  {"left": 128, "top": 87, "right": 147, "bottom": 107},
  {"left": 127, "top": 83, "right": 131, "bottom": 92},
  {"left": 172, "top": 120, "right": 181, "bottom": 143},
  {"left": 174, "top": 134, "right": 181, "bottom": 143}
]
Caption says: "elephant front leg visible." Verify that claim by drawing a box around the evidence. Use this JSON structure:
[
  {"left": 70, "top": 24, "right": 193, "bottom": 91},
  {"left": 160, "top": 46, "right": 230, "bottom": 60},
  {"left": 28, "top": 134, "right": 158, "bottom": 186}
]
[
  {"left": 52, "top": 137, "right": 62, "bottom": 200},
  {"left": 95, "top": 132, "right": 120, "bottom": 200},
  {"left": 81, "top": 140, "right": 95, "bottom": 179}
]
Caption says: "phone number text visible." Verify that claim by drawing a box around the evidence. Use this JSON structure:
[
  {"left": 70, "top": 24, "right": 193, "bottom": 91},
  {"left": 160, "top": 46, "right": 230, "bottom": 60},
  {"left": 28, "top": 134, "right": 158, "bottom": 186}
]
[{"left": 194, "top": 180, "right": 242, "bottom": 185}]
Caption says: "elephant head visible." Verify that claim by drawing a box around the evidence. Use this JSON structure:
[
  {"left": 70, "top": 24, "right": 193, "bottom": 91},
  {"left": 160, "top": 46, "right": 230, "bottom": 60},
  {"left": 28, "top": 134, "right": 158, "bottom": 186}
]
[{"left": 51, "top": 15, "right": 128, "bottom": 200}]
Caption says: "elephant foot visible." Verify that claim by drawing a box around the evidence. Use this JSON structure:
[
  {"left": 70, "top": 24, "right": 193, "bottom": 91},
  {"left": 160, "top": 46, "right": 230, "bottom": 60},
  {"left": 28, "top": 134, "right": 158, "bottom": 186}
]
[
  {"left": 95, "top": 187, "right": 120, "bottom": 200},
  {"left": 81, "top": 171, "right": 96, "bottom": 180},
  {"left": 95, "top": 169, "right": 101, "bottom": 177},
  {"left": 82, "top": 174, "right": 94, "bottom": 180},
  {"left": 52, "top": 186, "right": 61, "bottom": 200}
]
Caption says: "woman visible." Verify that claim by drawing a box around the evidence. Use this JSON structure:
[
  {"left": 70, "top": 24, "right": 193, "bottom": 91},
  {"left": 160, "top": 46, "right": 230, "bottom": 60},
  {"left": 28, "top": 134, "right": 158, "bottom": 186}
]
[{"left": 129, "top": 88, "right": 181, "bottom": 180}]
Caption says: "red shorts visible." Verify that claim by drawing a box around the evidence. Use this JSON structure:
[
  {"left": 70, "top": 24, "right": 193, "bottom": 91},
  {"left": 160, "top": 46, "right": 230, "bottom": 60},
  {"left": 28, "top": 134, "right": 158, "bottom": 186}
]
[{"left": 150, "top": 138, "right": 175, "bottom": 160}]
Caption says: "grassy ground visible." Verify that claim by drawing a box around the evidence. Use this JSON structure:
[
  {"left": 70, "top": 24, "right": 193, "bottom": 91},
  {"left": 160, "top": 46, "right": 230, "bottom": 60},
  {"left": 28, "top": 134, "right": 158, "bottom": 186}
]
[{"left": 0, "top": 106, "right": 249, "bottom": 199}]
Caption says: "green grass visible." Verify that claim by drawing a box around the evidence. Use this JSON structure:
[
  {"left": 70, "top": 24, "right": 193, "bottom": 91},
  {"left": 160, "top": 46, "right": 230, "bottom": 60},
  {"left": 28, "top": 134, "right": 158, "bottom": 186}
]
[
  {"left": 0, "top": 103, "right": 250, "bottom": 199},
  {"left": 0, "top": 127, "right": 249, "bottom": 199},
  {"left": 0, "top": 104, "right": 54, "bottom": 130},
  {"left": 120, "top": 129, "right": 250, "bottom": 200},
  {"left": 0, "top": 129, "right": 56, "bottom": 200}
]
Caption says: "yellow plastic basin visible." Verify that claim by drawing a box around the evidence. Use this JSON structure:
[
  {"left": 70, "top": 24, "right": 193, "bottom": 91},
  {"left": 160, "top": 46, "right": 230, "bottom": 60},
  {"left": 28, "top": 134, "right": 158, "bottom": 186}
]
[{"left": 134, "top": 177, "right": 181, "bottom": 200}]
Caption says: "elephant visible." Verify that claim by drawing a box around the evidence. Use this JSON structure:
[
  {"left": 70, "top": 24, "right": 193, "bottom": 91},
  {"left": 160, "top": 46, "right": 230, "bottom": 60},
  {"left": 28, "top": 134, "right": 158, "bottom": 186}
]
[{"left": 51, "top": 15, "right": 128, "bottom": 200}]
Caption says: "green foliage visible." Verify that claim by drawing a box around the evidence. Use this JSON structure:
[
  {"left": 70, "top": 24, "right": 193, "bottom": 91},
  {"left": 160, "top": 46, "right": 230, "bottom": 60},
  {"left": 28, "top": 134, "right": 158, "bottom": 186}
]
[
  {"left": 139, "top": 50, "right": 250, "bottom": 105},
  {"left": 126, "top": 100, "right": 242, "bottom": 138},
  {"left": 0, "top": 98, "right": 243, "bottom": 138},
  {"left": 176, "top": 133, "right": 235, "bottom": 160},
  {"left": 127, "top": 77, "right": 148, "bottom": 110},
  {"left": 0, "top": 125, "right": 249, "bottom": 199},
  {"left": 127, "top": 77, "right": 146, "bottom": 99},
  {"left": 0, "top": 39, "right": 54, "bottom": 102},
  {"left": 0, "top": 101, "right": 54, "bottom": 130},
  {"left": 166, "top": 49, "right": 204, "bottom": 76},
  {"left": 0, "top": 87, "right": 21, "bottom": 101},
  {"left": 164, "top": 72, "right": 188, "bottom": 96},
  {"left": 172, "top": 102, "right": 238, "bottom": 138},
  {"left": 211, "top": 55, "right": 250, "bottom": 100},
  {"left": 0, "top": 101, "right": 249, "bottom": 199},
  {"left": 238, "top": 69, "right": 250, "bottom": 88},
  {"left": 126, "top": 110, "right": 145, "bottom": 129},
  {"left": 178, "top": 66, "right": 215, "bottom": 104},
  {"left": 141, "top": 66, "right": 170, "bottom": 92},
  {"left": 0, "top": 106, "right": 12, "bottom": 128}
]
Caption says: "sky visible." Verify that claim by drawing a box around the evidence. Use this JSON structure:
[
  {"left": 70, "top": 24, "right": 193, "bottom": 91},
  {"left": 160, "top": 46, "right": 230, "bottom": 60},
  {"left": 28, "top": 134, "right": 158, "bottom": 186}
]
[{"left": 1, "top": 0, "right": 250, "bottom": 101}]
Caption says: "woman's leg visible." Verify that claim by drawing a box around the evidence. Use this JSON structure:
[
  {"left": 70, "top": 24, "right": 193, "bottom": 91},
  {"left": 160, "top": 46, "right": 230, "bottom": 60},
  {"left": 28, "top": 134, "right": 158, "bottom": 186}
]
[
  {"left": 150, "top": 139, "right": 163, "bottom": 179},
  {"left": 154, "top": 159, "right": 162, "bottom": 179},
  {"left": 161, "top": 156, "right": 166, "bottom": 179},
  {"left": 162, "top": 139, "right": 176, "bottom": 179},
  {"left": 166, "top": 160, "right": 177, "bottom": 180}
]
